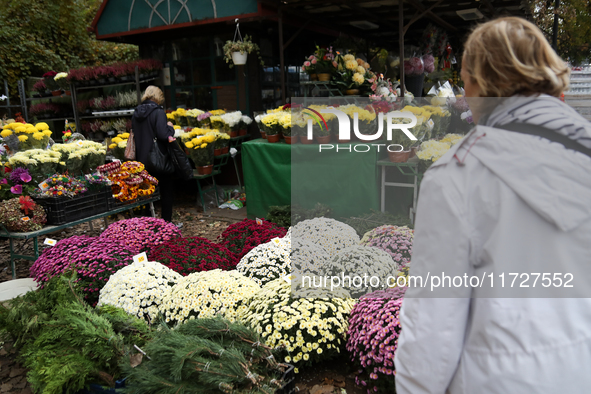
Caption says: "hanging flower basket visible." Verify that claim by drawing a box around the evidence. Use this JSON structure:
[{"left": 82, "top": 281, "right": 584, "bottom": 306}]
[{"left": 231, "top": 51, "right": 248, "bottom": 65}]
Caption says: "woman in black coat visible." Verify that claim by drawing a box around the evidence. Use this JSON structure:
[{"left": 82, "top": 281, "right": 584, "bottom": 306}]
[{"left": 132, "top": 85, "right": 175, "bottom": 222}]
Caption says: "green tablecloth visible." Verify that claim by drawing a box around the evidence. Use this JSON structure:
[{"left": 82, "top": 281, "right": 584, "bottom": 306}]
[{"left": 242, "top": 139, "right": 380, "bottom": 219}]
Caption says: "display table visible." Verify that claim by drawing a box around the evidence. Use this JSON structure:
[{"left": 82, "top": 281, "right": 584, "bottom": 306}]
[
  {"left": 377, "top": 160, "right": 423, "bottom": 224},
  {"left": 242, "top": 139, "right": 380, "bottom": 219},
  {"left": 0, "top": 195, "right": 160, "bottom": 279}
]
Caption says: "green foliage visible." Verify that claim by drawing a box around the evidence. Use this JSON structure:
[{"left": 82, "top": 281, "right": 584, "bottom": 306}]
[
  {"left": 122, "top": 317, "right": 288, "bottom": 394},
  {"left": 266, "top": 205, "right": 291, "bottom": 228},
  {"left": 342, "top": 210, "right": 413, "bottom": 237},
  {"left": 0, "top": 274, "right": 152, "bottom": 394},
  {"left": 0, "top": 0, "right": 138, "bottom": 92},
  {"left": 532, "top": 0, "right": 591, "bottom": 64}
]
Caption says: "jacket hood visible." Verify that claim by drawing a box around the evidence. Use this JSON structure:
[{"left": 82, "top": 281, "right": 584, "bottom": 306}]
[
  {"left": 460, "top": 127, "right": 591, "bottom": 232},
  {"left": 133, "top": 101, "right": 160, "bottom": 121}
]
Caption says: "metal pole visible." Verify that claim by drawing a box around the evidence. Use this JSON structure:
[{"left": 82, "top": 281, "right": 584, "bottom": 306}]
[
  {"left": 552, "top": 0, "right": 560, "bottom": 51},
  {"left": 278, "top": 9, "right": 287, "bottom": 104},
  {"left": 399, "top": 0, "right": 405, "bottom": 98},
  {"left": 4, "top": 80, "right": 11, "bottom": 118},
  {"left": 135, "top": 66, "right": 141, "bottom": 104}
]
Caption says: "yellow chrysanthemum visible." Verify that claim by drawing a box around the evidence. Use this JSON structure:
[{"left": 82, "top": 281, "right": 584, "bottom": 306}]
[
  {"left": 33, "top": 132, "right": 44, "bottom": 140},
  {"left": 119, "top": 132, "right": 130, "bottom": 139},
  {"left": 352, "top": 73, "right": 365, "bottom": 85},
  {"left": 173, "top": 125, "right": 181, "bottom": 130},
  {"left": 18, "top": 135, "right": 28, "bottom": 142},
  {"left": 0, "top": 129, "right": 12, "bottom": 138},
  {"left": 345, "top": 60, "right": 358, "bottom": 71},
  {"left": 25, "top": 127, "right": 37, "bottom": 134},
  {"left": 166, "top": 113, "right": 174, "bottom": 120},
  {"left": 15, "top": 125, "right": 26, "bottom": 133},
  {"left": 356, "top": 66, "right": 366, "bottom": 74},
  {"left": 64, "top": 132, "right": 72, "bottom": 137},
  {"left": 35, "top": 122, "right": 49, "bottom": 131},
  {"left": 185, "top": 142, "right": 194, "bottom": 148},
  {"left": 343, "top": 54, "right": 355, "bottom": 62},
  {"left": 42, "top": 130, "right": 52, "bottom": 136},
  {"left": 200, "top": 143, "right": 207, "bottom": 148},
  {"left": 112, "top": 137, "right": 123, "bottom": 144},
  {"left": 109, "top": 143, "right": 117, "bottom": 149}
]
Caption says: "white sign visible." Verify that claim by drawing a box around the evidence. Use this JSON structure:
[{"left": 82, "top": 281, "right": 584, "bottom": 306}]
[
  {"left": 133, "top": 252, "right": 148, "bottom": 264},
  {"left": 44, "top": 238, "right": 57, "bottom": 246},
  {"left": 256, "top": 218, "right": 263, "bottom": 225}
]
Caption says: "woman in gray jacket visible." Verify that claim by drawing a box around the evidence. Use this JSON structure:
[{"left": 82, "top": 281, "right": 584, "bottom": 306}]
[{"left": 395, "top": 17, "right": 591, "bottom": 394}]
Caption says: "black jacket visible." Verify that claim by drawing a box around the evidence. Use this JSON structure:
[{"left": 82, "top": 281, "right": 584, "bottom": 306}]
[{"left": 132, "top": 100, "right": 174, "bottom": 166}]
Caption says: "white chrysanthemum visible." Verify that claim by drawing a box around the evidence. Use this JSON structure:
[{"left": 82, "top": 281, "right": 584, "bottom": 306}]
[
  {"left": 163, "top": 269, "right": 260, "bottom": 324},
  {"left": 240, "top": 278, "right": 356, "bottom": 369},
  {"left": 220, "top": 111, "right": 243, "bottom": 128},
  {"left": 237, "top": 238, "right": 291, "bottom": 286},
  {"left": 291, "top": 238, "right": 330, "bottom": 277},
  {"left": 97, "top": 261, "right": 181, "bottom": 322},
  {"left": 321, "top": 245, "right": 399, "bottom": 298},
  {"left": 292, "top": 218, "right": 359, "bottom": 257}
]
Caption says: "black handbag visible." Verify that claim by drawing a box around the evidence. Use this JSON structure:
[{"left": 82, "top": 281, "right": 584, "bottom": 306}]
[
  {"left": 168, "top": 140, "right": 193, "bottom": 180},
  {"left": 145, "top": 124, "right": 175, "bottom": 175}
]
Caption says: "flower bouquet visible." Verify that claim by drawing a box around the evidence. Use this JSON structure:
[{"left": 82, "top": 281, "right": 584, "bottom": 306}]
[
  {"left": 416, "top": 136, "right": 460, "bottom": 173},
  {"left": 238, "top": 114, "right": 252, "bottom": 135},
  {"left": 333, "top": 54, "right": 376, "bottom": 95},
  {"left": 0, "top": 196, "right": 46, "bottom": 232},
  {"left": 149, "top": 236, "right": 237, "bottom": 276},
  {"left": 236, "top": 237, "right": 291, "bottom": 286},
  {"left": 186, "top": 108, "right": 204, "bottom": 127},
  {"left": 42, "top": 71, "right": 59, "bottom": 91},
  {"left": 172, "top": 108, "right": 188, "bottom": 127},
  {"left": 197, "top": 111, "right": 212, "bottom": 128},
  {"left": 0, "top": 167, "right": 37, "bottom": 200},
  {"left": 100, "top": 217, "right": 181, "bottom": 253},
  {"left": 54, "top": 72, "right": 69, "bottom": 91},
  {"left": 339, "top": 104, "right": 377, "bottom": 139},
  {"left": 108, "top": 134, "right": 128, "bottom": 161},
  {"left": 220, "top": 111, "right": 243, "bottom": 136},
  {"left": 302, "top": 46, "right": 337, "bottom": 80},
  {"left": 213, "top": 131, "right": 230, "bottom": 154},
  {"left": 219, "top": 218, "right": 287, "bottom": 260},
  {"left": 209, "top": 115, "right": 225, "bottom": 131},
  {"left": 162, "top": 269, "right": 260, "bottom": 324},
  {"left": 32, "top": 80, "right": 47, "bottom": 96},
  {"left": 97, "top": 260, "right": 182, "bottom": 322},
  {"left": 33, "top": 174, "right": 88, "bottom": 198},
  {"left": 347, "top": 286, "right": 407, "bottom": 393},
  {"left": 184, "top": 134, "right": 215, "bottom": 171},
  {"left": 240, "top": 278, "right": 356, "bottom": 372}
]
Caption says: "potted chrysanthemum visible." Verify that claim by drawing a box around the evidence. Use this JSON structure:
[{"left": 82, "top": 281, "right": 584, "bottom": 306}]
[{"left": 223, "top": 35, "right": 264, "bottom": 68}]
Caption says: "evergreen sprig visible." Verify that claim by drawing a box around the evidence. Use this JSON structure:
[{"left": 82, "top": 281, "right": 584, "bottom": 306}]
[{"left": 123, "top": 317, "right": 288, "bottom": 394}]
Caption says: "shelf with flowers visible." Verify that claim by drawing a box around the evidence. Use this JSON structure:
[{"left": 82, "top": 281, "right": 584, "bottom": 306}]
[
  {"left": 67, "top": 59, "right": 162, "bottom": 88},
  {"left": 333, "top": 54, "right": 377, "bottom": 96},
  {"left": 301, "top": 46, "right": 338, "bottom": 81},
  {"left": 259, "top": 111, "right": 291, "bottom": 143}
]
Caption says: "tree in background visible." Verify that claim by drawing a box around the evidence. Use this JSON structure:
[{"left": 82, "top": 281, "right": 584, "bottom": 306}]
[
  {"left": 532, "top": 0, "right": 591, "bottom": 65},
  {"left": 0, "top": 0, "right": 138, "bottom": 90}
]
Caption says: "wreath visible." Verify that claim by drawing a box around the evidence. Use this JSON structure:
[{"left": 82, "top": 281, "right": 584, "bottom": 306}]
[{"left": 0, "top": 196, "right": 47, "bottom": 232}]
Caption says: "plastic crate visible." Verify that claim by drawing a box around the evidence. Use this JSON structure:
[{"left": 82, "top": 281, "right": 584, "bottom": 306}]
[{"left": 35, "top": 188, "right": 110, "bottom": 225}]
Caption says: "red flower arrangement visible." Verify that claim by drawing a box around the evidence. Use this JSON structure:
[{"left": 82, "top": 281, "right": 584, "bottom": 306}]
[
  {"left": 100, "top": 217, "right": 182, "bottom": 253},
  {"left": 32, "top": 80, "right": 46, "bottom": 94},
  {"left": 218, "top": 219, "right": 287, "bottom": 260},
  {"left": 149, "top": 236, "right": 237, "bottom": 276}
]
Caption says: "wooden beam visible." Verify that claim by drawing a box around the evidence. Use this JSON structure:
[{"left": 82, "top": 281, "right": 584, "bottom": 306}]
[
  {"left": 407, "top": 0, "right": 459, "bottom": 31},
  {"left": 403, "top": 0, "right": 444, "bottom": 35}
]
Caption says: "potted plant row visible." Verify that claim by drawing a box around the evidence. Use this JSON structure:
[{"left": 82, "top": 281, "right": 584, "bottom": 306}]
[{"left": 67, "top": 59, "right": 163, "bottom": 87}]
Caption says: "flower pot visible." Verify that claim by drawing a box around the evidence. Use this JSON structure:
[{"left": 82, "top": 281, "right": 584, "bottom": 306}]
[
  {"left": 300, "top": 135, "right": 313, "bottom": 144},
  {"left": 409, "top": 146, "right": 418, "bottom": 159},
  {"left": 214, "top": 148, "right": 222, "bottom": 156},
  {"left": 284, "top": 135, "right": 294, "bottom": 144},
  {"left": 239, "top": 129, "right": 247, "bottom": 136},
  {"left": 222, "top": 146, "right": 229, "bottom": 154},
  {"left": 345, "top": 89, "right": 360, "bottom": 95},
  {"left": 64, "top": 90, "right": 71, "bottom": 96},
  {"left": 317, "top": 73, "right": 331, "bottom": 82},
  {"left": 230, "top": 130, "right": 238, "bottom": 138},
  {"left": 197, "top": 165, "right": 214, "bottom": 175},
  {"left": 267, "top": 134, "right": 280, "bottom": 143},
  {"left": 232, "top": 51, "right": 248, "bottom": 65},
  {"left": 260, "top": 131, "right": 266, "bottom": 140},
  {"left": 51, "top": 90, "right": 61, "bottom": 96},
  {"left": 310, "top": 74, "right": 318, "bottom": 81},
  {"left": 315, "top": 135, "right": 331, "bottom": 144},
  {"left": 405, "top": 74, "right": 424, "bottom": 98},
  {"left": 388, "top": 149, "right": 411, "bottom": 163}
]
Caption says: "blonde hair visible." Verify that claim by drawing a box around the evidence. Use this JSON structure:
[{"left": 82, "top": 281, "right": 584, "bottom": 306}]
[
  {"left": 142, "top": 85, "right": 165, "bottom": 105},
  {"left": 463, "top": 17, "right": 569, "bottom": 97}
]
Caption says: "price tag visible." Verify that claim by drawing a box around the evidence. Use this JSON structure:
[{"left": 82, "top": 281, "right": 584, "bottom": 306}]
[
  {"left": 256, "top": 218, "right": 263, "bottom": 225},
  {"left": 107, "top": 131, "right": 115, "bottom": 136},
  {"left": 39, "top": 182, "right": 49, "bottom": 191},
  {"left": 21, "top": 217, "right": 30, "bottom": 222},
  {"left": 44, "top": 238, "right": 57, "bottom": 246},
  {"left": 271, "top": 237, "right": 282, "bottom": 246},
  {"left": 76, "top": 141, "right": 84, "bottom": 147},
  {"left": 133, "top": 252, "right": 148, "bottom": 264},
  {"left": 427, "top": 119, "right": 435, "bottom": 131}
]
